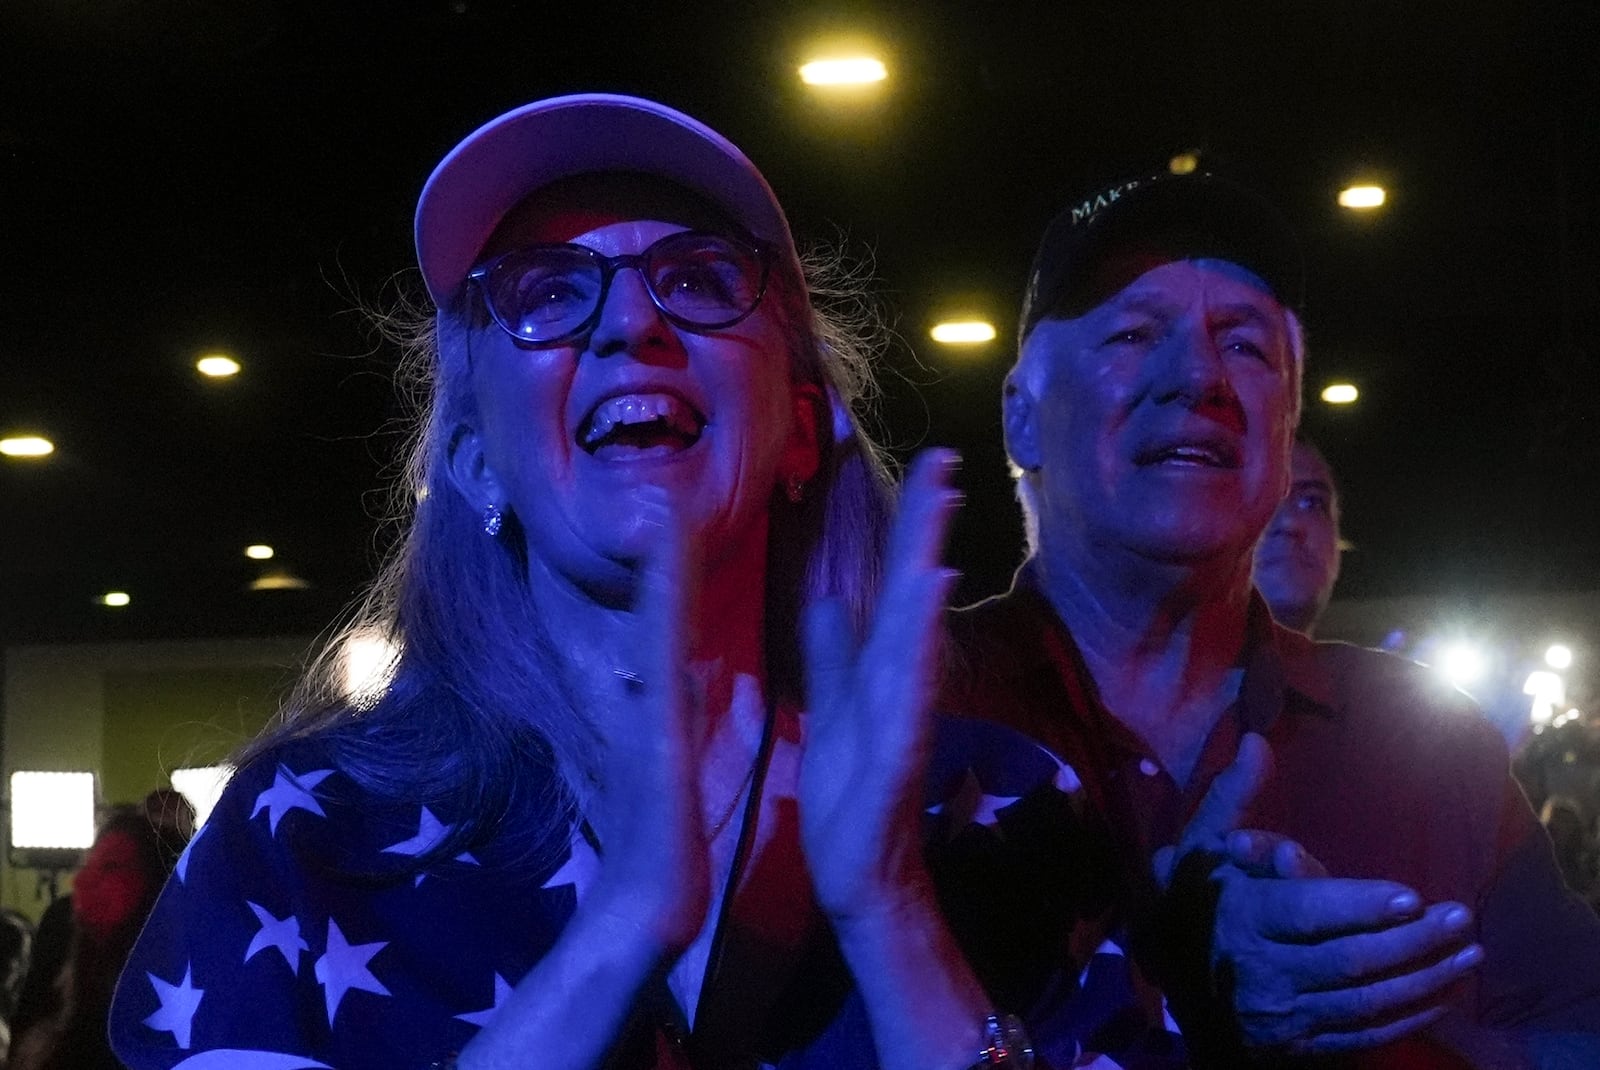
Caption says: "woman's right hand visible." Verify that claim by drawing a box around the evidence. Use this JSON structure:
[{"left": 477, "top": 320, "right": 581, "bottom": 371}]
[
  {"left": 457, "top": 493, "right": 709, "bottom": 1069},
  {"left": 584, "top": 488, "right": 710, "bottom": 956}
]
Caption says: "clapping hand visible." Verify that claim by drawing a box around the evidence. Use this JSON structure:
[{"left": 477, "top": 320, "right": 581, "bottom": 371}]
[
  {"left": 1156, "top": 733, "right": 1483, "bottom": 1058},
  {"left": 585, "top": 489, "right": 709, "bottom": 955},
  {"left": 798, "top": 449, "right": 961, "bottom": 926}
]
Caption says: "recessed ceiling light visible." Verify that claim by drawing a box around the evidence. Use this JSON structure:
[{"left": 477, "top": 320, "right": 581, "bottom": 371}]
[
  {"left": 1320, "top": 383, "right": 1359, "bottom": 404},
  {"left": 249, "top": 568, "right": 310, "bottom": 591},
  {"left": 197, "top": 354, "right": 241, "bottom": 377},
  {"left": 930, "top": 320, "right": 997, "bottom": 344},
  {"left": 1168, "top": 152, "right": 1200, "bottom": 175},
  {"left": 800, "top": 57, "right": 888, "bottom": 86},
  {"left": 0, "top": 436, "right": 54, "bottom": 458},
  {"left": 99, "top": 591, "right": 131, "bottom": 608},
  {"left": 1338, "top": 185, "right": 1386, "bottom": 209},
  {"left": 245, "top": 544, "right": 275, "bottom": 560}
]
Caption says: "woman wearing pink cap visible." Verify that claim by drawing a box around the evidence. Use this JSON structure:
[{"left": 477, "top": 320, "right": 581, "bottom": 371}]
[{"left": 109, "top": 95, "right": 1031, "bottom": 1070}]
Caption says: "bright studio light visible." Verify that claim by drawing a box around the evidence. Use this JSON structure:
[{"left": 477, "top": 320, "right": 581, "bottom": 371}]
[
  {"left": 1338, "top": 185, "right": 1386, "bottom": 209},
  {"left": 1436, "top": 642, "right": 1486, "bottom": 689},
  {"left": 0, "top": 436, "right": 54, "bottom": 458},
  {"left": 1524, "top": 670, "right": 1566, "bottom": 705},
  {"left": 342, "top": 627, "right": 400, "bottom": 707},
  {"left": 800, "top": 57, "right": 888, "bottom": 86},
  {"left": 171, "top": 765, "right": 234, "bottom": 829},
  {"left": 245, "top": 544, "right": 275, "bottom": 561},
  {"left": 99, "top": 591, "right": 131, "bottom": 608},
  {"left": 930, "top": 321, "right": 998, "bottom": 345},
  {"left": 10, "top": 772, "right": 96, "bottom": 850},
  {"left": 1526, "top": 671, "right": 1567, "bottom": 726},
  {"left": 1321, "top": 383, "right": 1359, "bottom": 404},
  {"left": 1546, "top": 644, "right": 1574, "bottom": 670},
  {"left": 197, "top": 354, "right": 241, "bottom": 378}
]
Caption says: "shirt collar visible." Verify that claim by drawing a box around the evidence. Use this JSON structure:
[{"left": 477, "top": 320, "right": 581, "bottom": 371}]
[{"left": 1013, "top": 559, "right": 1341, "bottom": 734}]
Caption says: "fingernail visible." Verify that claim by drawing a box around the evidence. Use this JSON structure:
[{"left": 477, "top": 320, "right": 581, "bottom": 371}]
[
  {"left": 1388, "top": 892, "right": 1421, "bottom": 916},
  {"left": 1454, "top": 945, "right": 1484, "bottom": 968},
  {"left": 1443, "top": 906, "right": 1471, "bottom": 930}
]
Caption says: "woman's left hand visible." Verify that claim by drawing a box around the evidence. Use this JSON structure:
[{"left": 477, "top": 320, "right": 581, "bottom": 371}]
[{"left": 798, "top": 448, "right": 962, "bottom": 926}]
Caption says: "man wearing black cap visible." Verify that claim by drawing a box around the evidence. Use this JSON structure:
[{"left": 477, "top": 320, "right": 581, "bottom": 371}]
[{"left": 942, "top": 174, "right": 1600, "bottom": 1067}]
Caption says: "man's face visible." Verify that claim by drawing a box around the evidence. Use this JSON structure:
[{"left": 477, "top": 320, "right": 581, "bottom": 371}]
[
  {"left": 1012, "top": 258, "right": 1299, "bottom": 572},
  {"left": 1253, "top": 441, "right": 1342, "bottom": 633}
]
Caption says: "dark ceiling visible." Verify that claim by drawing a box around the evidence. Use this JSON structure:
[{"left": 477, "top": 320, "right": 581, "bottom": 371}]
[{"left": 3, "top": 0, "right": 1597, "bottom": 645}]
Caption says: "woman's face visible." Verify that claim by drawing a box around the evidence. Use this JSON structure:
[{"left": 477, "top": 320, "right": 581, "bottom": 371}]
[
  {"left": 72, "top": 829, "right": 156, "bottom": 941},
  {"left": 449, "top": 175, "right": 819, "bottom": 598}
]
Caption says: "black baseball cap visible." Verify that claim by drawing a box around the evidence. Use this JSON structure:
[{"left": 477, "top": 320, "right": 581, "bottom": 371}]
[{"left": 1018, "top": 172, "right": 1305, "bottom": 340}]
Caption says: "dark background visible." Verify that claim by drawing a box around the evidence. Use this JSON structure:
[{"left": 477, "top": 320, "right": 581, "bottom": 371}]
[{"left": 3, "top": 0, "right": 1597, "bottom": 645}]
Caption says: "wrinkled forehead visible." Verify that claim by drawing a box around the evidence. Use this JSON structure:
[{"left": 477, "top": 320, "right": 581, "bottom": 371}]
[
  {"left": 1013, "top": 255, "right": 1298, "bottom": 396},
  {"left": 1090, "top": 256, "right": 1283, "bottom": 318},
  {"left": 478, "top": 172, "right": 742, "bottom": 259}
]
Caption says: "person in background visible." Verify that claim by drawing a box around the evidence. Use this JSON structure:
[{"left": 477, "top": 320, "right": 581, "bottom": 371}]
[
  {"left": 944, "top": 171, "right": 1600, "bottom": 1067},
  {"left": 0, "top": 907, "right": 35, "bottom": 1063},
  {"left": 13, "top": 795, "right": 191, "bottom": 1070},
  {"left": 1252, "top": 437, "right": 1342, "bottom": 635},
  {"left": 111, "top": 94, "right": 1034, "bottom": 1070}
]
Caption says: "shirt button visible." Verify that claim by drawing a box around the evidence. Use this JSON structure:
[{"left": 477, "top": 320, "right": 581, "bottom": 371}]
[{"left": 1138, "top": 758, "right": 1160, "bottom": 777}]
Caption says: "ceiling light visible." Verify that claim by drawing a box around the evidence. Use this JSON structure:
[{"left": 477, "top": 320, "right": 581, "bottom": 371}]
[
  {"left": 1338, "top": 185, "right": 1386, "bottom": 209},
  {"left": 800, "top": 57, "right": 887, "bottom": 86},
  {"left": 98, "top": 591, "right": 131, "bottom": 608},
  {"left": 1321, "top": 383, "right": 1359, "bottom": 404},
  {"left": 245, "top": 544, "right": 275, "bottom": 561},
  {"left": 197, "top": 354, "right": 241, "bottom": 377},
  {"left": 1168, "top": 153, "right": 1200, "bottom": 176},
  {"left": 1546, "top": 644, "right": 1574, "bottom": 670},
  {"left": 249, "top": 568, "right": 310, "bottom": 591},
  {"left": 930, "top": 321, "right": 997, "bottom": 345},
  {"left": 1, "top": 436, "right": 54, "bottom": 458}
]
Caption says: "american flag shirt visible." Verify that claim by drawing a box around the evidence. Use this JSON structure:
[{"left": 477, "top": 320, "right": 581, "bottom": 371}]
[{"left": 110, "top": 723, "right": 1184, "bottom": 1070}]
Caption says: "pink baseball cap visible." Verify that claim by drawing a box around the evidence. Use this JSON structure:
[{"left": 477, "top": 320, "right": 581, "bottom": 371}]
[{"left": 414, "top": 93, "right": 803, "bottom": 307}]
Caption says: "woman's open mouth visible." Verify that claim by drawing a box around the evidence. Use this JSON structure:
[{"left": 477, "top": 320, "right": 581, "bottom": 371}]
[{"left": 577, "top": 391, "right": 706, "bottom": 461}]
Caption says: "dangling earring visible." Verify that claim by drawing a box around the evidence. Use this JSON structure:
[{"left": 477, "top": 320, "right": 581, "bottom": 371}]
[
  {"left": 785, "top": 476, "right": 805, "bottom": 504},
  {"left": 482, "top": 504, "right": 503, "bottom": 537}
]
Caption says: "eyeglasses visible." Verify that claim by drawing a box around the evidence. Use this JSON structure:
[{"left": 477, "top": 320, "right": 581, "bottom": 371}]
[{"left": 467, "top": 230, "right": 773, "bottom": 345}]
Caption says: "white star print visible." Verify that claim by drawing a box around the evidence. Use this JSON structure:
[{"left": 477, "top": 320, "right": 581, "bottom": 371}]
[
  {"left": 1161, "top": 994, "right": 1182, "bottom": 1034},
  {"left": 925, "top": 768, "right": 1021, "bottom": 837},
  {"left": 176, "top": 823, "right": 208, "bottom": 883},
  {"left": 454, "top": 972, "right": 512, "bottom": 1028},
  {"left": 143, "top": 963, "right": 204, "bottom": 1049},
  {"left": 1037, "top": 745, "right": 1083, "bottom": 793},
  {"left": 1077, "top": 937, "right": 1125, "bottom": 985},
  {"left": 244, "top": 902, "right": 309, "bottom": 972},
  {"left": 380, "top": 806, "right": 480, "bottom": 886},
  {"left": 314, "top": 918, "right": 390, "bottom": 1026},
  {"left": 251, "top": 766, "right": 335, "bottom": 836},
  {"left": 540, "top": 827, "right": 599, "bottom": 900},
  {"left": 170, "top": 1052, "right": 331, "bottom": 1069}
]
